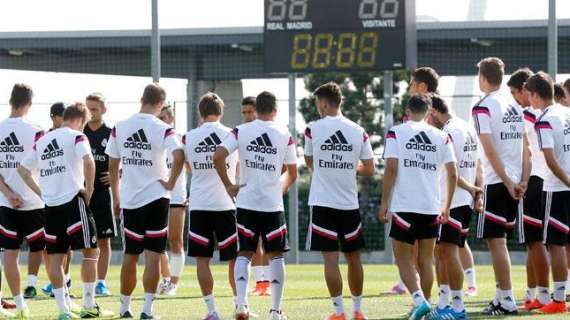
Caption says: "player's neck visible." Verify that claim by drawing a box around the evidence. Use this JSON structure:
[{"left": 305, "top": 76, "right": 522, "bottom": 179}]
[
  {"left": 409, "top": 113, "right": 426, "bottom": 122},
  {"left": 323, "top": 109, "right": 341, "bottom": 117},
  {"left": 257, "top": 114, "right": 274, "bottom": 122},
  {"left": 202, "top": 115, "right": 220, "bottom": 123},
  {"left": 9, "top": 108, "right": 26, "bottom": 118},
  {"left": 535, "top": 99, "right": 554, "bottom": 110},
  {"left": 140, "top": 105, "right": 160, "bottom": 116},
  {"left": 87, "top": 120, "right": 103, "bottom": 131},
  {"left": 482, "top": 85, "right": 500, "bottom": 94}
]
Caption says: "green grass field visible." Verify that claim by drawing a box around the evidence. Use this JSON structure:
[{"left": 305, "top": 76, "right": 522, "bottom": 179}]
[{"left": 11, "top": 264, "right": 569, "bottom": 319}]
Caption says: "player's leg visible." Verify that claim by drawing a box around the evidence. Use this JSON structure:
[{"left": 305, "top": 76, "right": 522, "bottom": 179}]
[
  {"left": 0, "top": 257, "right": 15, "bottom": 317},
  {"left": 25, "top": 250, "right": 42, "bottom": 299},
  {"left": 91, "top": 190, "right": 116, "bottom": 297},
  {"left": 251, "top": 239, "right": 269, "bottom": 296},
  {"left": 64, "top": 250, "right": 72, "bottom": 289},
  {"left": 47, "top": 254, "right": 69, "bottom": 315},
  {"left": 157, "top": 252, "right": 171, "bottom": 295},
  {"left": 322, "top": 251, "right": 344, "bottom": 318},
  {"left": 340, "top": 208, "right": 366, "bottom": 320},
  {"left": 234, "top": 209, "right": 258, "bottom": 319},
  {"left": 95, "top": 237, "right": 111, "bottom": 295},
  {"left": 120, "top": 206, "right": 145, "bottom": 318},
  {"left": 459, "top": 242, "right": 477, "bottom": 296},
  {"left": 434, "top": 245, "right": 451, "bottom": 310},
  {"left": 166, "top": 206, "right": 186, "bottom": 290}
]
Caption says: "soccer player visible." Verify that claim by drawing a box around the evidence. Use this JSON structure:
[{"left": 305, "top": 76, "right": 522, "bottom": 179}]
[
  {"left": 156, "top": 105, "right": 188, "bottom": 296},
  {"left": 241, "top": 96, "right": 257, "bottom": 123},
  {"left": 304, "top": 82, "right": 374, "bottom": 320},
  {"left": 185, "top": 93, "right": 239, "bottom": 320},
  {"left": 0, "top": 84, "right": 45, "bottom": 318},
  {"left": 528, "top": 72, "right": 570, "bottom": 314},
  {"left": 18, "top": 102, "right": 114, "bottom": 320},
  {"left": 379, "top": 94, "right": 457, "bottom": 320},
  {"left": 49, "top": 103, "right": 66, "bottom": 131},
  {"left": 554, "top": 83, "right": 567, "bottom": 106},
  {"left": 506, "top": 69, "right": 551, "bottom": 310},
  {"left": 564, "top": 79, "right": 570, "bottom": 104},
  {"left": 472, "top": 57, "right": 531, "bottom": 315},
  {"left": 427, "top": 95, "right": 482, "bottom": 319},
  {"left": 84, "top": 93, "right": 115, "bottom": 297},
  {"left": 106, "top": 83, "right": 184, "bottom": 319},
  {"left": 213, "top": 91, "right": 297, "bottom": 320}
]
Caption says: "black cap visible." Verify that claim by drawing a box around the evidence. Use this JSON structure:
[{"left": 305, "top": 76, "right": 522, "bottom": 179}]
[{"left": 50, "top": 102, "right": 65, "bottom": 117}]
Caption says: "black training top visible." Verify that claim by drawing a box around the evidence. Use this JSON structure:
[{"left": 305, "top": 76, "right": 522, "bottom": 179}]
[{"left": 84, "top": 123, "right": 112, "bottom": 192}]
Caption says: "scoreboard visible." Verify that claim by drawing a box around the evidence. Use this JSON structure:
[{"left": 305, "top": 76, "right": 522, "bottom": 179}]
[{"left": 263, "top": 0, "right": 416, "bottom": 73}]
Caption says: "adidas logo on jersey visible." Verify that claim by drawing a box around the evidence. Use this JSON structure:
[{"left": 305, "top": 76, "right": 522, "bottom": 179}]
[
  {"left": 320, "top": 130, "right": 353, "bottom": 151},
  {"left": 246, "top": 133, "right": 277, "bottom": 154},
  {"left": 0, "top": 132, "right": 24, "bottom": 153},
  {"left": 563, "top": 117, "right": 570, "bottom": 135},
  {"left": 502, "top": 106, "right": 522, "bottom": 123},
  {"left": 124, "top": 129, "right": 152, "bottom": 150},
  {"left": 405, "top": 132, "right": 436, "bottom": 152},
  {"left": 41, "top": 139, "right": 64, "bottom": 160},
  {"left": 194, "top": 132, "right": 222, "bottom": 153},
  {"left": 463, "top": 134, "right": 477, "bottom": 152}
]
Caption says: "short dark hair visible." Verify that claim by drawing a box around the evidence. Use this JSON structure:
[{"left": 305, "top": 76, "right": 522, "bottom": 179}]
[
  {"left": 554, "top": 83, "right": 565, "bottom": 103},
  {"left": 313, "top": 82, "right": 342, "bottom": 107},
  {"left": 241, "top": 96, "right": 256, "bottom": 107},
  {"left": 63, "top": 102, "right": 90, "bottom": 122},
  {"left": 407, "top": 94, "right": 431, "bottom": 114},
  {"left": 507, "top": 68, "right": 533, "bottom": 90},
  {"left": 255, "top": 91, "right": 277, "bottom": 115},
  {"left": 86, "top": 92, "right": 106, "bottom": 107},
  {"left": 477, "top": 57, "right": 505, "bottom": 86},
  {"left": 9, "top": 83, "right": 33, "bottom": 109},
  {"left": 50, "top": 102, "right": 66, "bottom": 117},
  {"left": 524, "top": 71, "right": 554, "bottom": 100},
  {"left": 198, "top": 92, "right": 224, "bottom": 118},
  {"left": 564, "top": 78, "right": 570, "bottom": 95},
  {"left": 412, "top": 67, "right": 439, "bottom": 93},
  {"left": 141, "top": 83, "right": 166, "bottom": 106},
  {"left": 430, "top": 94, "right": 449, "bottom": 114}
]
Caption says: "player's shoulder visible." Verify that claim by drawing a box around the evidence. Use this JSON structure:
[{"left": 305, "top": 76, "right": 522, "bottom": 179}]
[{"left": 476, "top": 91, "right": 508, "bottom": 111}]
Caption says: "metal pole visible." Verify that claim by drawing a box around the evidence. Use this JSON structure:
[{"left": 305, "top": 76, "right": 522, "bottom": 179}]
[
  {"left": 288, "top": 73, "right": 299, "bottom": 264},
  {"left": 151, "top": 0, "right": 161, "bottom": 82},
  {"left": 548, "top": 0, "right": 557, "bottom": 79},
  {"left": 383, "top": 70, "right": 394, "bottom": 263}
]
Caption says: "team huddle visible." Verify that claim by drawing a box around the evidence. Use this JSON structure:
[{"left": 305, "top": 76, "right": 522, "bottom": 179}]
[{"left": 0, "top": 56, "right": 570, "bottom": 320}]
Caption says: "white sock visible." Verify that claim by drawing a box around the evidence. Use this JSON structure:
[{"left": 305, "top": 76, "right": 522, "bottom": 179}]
[
  {"left": 143, "top": 293, "right": 154, "bottom": 315},
  {"left": 53, "top": 288, "right": 70, "bottom": 313},
  {"left": 524, "top": 287, "right": 536, "bottom": 302},
  {"left": 253, "top": 266, "right": 264, "bottom": 282},
  {"left": 450, "top": 290, "right": 464, "bottom": 312},
  {"left": 120, "top": 294, "right": 131, "bottom": 315},
  {"left": 537, "top": 286, "right": 550, "bottom": 304},
  {"left": 65, "top": 274, "right": 71, "bottom": 282},
  {"left": 464, "top": 268, "right": 476, "bottom": 287},
  {"left": 499, "top": 289, "right": 516, "bottom": 310},
  {"left": 96, "top": 279, "right": 106, "bottom": 286},
  {"left": 270, "top": 256, "right": 285, "bottom": 311},
  {"left": 411, "top": 290, "right": 426, "bottom": 307},
  {"left": 234, "top": 256, "right": 251, "bottom": 306},
  {"left": 14, "top": 294, "right": 26, "bottom": 310},
  {"left": 492, "top": 285, "right": 500, "bottom": 305},
  {"left": 438, "top": 285, "right": 450, "bottom": 309},
  {"left": 27, "top": 275, "right": 38, "bottom": 288},
  {"left": 64, "top": 287, "right": 72, "bottom": 310},
  {"left": 553, "top": 281, "right": 566, "bottom": 302},
  {"left": 567, "top": 270, "right": 570, "bottom": 291},
  {"left": 263, "top": 266, "right": 272, "bottom": 282},
  {"left": 203, "top": 294, "right": 217, "bottom": 315},
  {"left": 397, "top": 278, "right": 406, "bottom": 289},
  {"left": 169, "top": 252, "right": 185, "bottom": 278},
  {"left": 351, "top": 295, "right": 362, "bottom": 312},
  {"left": 331, "top": 295, "right": 344, "bottom": 315},
  {"left": 83, "top": 282, "right": 96, "bottom": 309}
]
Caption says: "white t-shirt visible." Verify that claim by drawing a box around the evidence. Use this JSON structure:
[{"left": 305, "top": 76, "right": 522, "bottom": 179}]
[
  {"left": 21, "top": 127, "right": 92, "bottom": 207},
  {"left": 384, "top": 120, "right": 456, "bottom": 215},
  {"left": 220, "top": 119, "right": 297, "bottom": 212},
  {"left": 167, "top": 132, "right": 187, "bottom": 205},
  {"left": 523, "top": 107, "right": 549, "bottom": 179},
  {"left": 441, "top": 117, "right": 479, "bottom": 209},
  {"left": 184, "top": 122, "right": 238, "bottom": 211},
  {"left": 471, "top": 90, "right": 524, "bottom": 185},
  {"left": 0, "top": 117, "right": 45, "bottom": 210},
  {"left": 304, "top": 115, "right": 374, "bottom": 210},
  {"left": 105, "top": 113, "right": 183, "bottom": 209},
  {"left": 535, "top": 104, "right": 570, "bottom": 192}
]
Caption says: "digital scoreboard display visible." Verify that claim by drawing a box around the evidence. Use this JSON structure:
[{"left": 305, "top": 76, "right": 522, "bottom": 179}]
[{"left": 263, "top": 0, "right": 416, "bottom": 73}]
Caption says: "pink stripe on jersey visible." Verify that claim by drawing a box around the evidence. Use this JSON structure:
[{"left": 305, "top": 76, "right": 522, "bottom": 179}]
[
  {"left": 218, "top": 233, "right": 238, "bottom": 249},
  {"left": 145, "top": 227, "right": 167, "bottom": 238},
  {"left": 484, "top": 211, "right": 507, "bottom": 225},
  {"left": 232, "top": 127, "right": 239, "bottom": 139},
  {"left": 548, "top": 217, "right": 569, "bottom": 234},
  {"left": 182, "top": 135, "right": 186, "bottom": 145},
  {"left": 386, "top": 131, "right": 396, "bottom": 139},
  {"left": 311, "top": 223, "right": 338, "bottom": 240},
  {"left": 0, "top": 225, "right": 17, "bottom": 239},
  {"left": 288, "top": 136, "right": 295, "bottom": 145},
  {"left": 267, "top": 225, "right": 287, "bottom": 241},
  {"left": 34, "top": 131, "right": 45, "bottom": 142},
  {"left": 446, "top": 217, "right": 462, "bottom": 231},
  {"left": 124, "top": 228, "right": 144, "bottom": 242},
  {"left": 535, "top": 121, "right": 552, "bottom": 130},
  {"left": 472, "top": 106, "right": 491, "bottom": 116},
  {"left": 188, "top": 231, "right": 209, "bottom": 247},
  {"left": 164, "top": 128, "right": 175, "bottom": 139},
  {"left": 344, "top": 223, "right": 363, "bottom": 242},
  {"left": 523, "top": 214, "right": 542, "bottom": 228},
  {"left": 26, "top": 228, "right": 45, "bottom": 241},
  {"left": 66, "top": 221, "right": 83, "bottom": 235},
  {"left": 304, "top": 127, "right": 312, "bottom": 139},
  {"left": 44, "top": 233, "right": 57, "bottom": 243},
  {"left": 237, "top": 224, "right": 254, "bottom": 238},
  {"left": 111, "top": 127, "right": 117, "bottom": 137},
  {"left": 392, "top": 213, "right": 410, "bottom": 231},
  {"left": 75, "top": 135, "right": 86, "bottom": 144},
  {"left": 363, "top": 132, "right": 369, "bottom": 142}
]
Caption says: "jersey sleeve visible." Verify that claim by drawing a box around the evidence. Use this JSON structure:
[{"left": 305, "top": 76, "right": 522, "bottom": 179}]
[
  {"left": 303, "top": 126, "right": 313, "bottom": 156},
  {"left": 164, "top": 128, "right": 183, "bottom": 153},
  {"left": 74, "top": 134, "right": 91, "bottom": 158},
  {"left": 535, "top": 119, "right": 554, "bottom": 150},
  {"left": 20, "top": 143, "right": 39, "bottom": 170},
  {"left": 221, "top": 128, "right": 239, "bottom": 154},
  {"left": 472, "top": 105, "right": 492, "bottom": 135},
  {"left": 284, "top": 135, "right": 297, "bottom": 165},
  {"left": 105, "top": 127, "right": 120, "bottom": 159},
  {"left": 360, "top": 131, "right": 374, "bottom": 160},
  {"left": 441, "top": 133, "right": 457, "bottom": 164},
  {"left": 383, "top": 129, "right": 398, "bottom": 159}
]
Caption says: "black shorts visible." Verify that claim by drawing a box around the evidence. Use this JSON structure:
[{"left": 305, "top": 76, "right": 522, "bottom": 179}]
[
  {"left": 0, "top": 207, "right": 45, "bottom": 252},
  {"left": 122, "top": 198, "right": 169, "bottom": 255},
  {"left": 438, "top": 206, "right": 473, "bottom": 248},
  {"left": 306, "top": 206, "right": 365, "bottom": 253},
  {"left": 523, "top": 176, "right": 545, "bottom": 243},
  {"left": 236, "top": 208, "right": 289, "bottom": 254},
  {"left": 389, "top": 212, "right": 439, "bottom": 245},
  {"left": 542, "top": 191, "right": 570, "bottom": 246},
  {"left": 477, "top": 183, "right": 518, "bottom": 239},
  {"left": 187, "top": 210, "right": 237, "bottom": 261},
  {"left": 89, "top": 190, "right": 116, "bottom": 239},
  {"left": 44, "top": 194, "right": 98, "bottom": 254}
]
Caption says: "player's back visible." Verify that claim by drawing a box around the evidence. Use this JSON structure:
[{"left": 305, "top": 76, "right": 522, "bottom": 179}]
[
  {"left": 523, "top": 107, "right": 549, "bottom": 179},
  {"left": 536, "top": 104, "right": 570, "bottom": 191}
]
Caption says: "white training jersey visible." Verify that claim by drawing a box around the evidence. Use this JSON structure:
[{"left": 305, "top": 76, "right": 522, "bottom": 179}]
[
  {"left": 21, "top": 127, "right": 92, "bottom": 207},
  {"left": 184, "top": 121, "right": 238, "bottom": 211},
  {"left": 0, "top": 117, "right": 45, "bottom": 210},
  {"left": 105, "top": 113, "right": 183, "bottom": 209},
  {"left": 167, "top": 132, "right": 187, "bottom": 205},
  {"left": 441, "top": 117, "right": 479, "bottom": 209},
  {"left": 535, "top": 104, "right": 570, "bottom": 192},
  {"left": 304, "top": 115, "right": 374, "bottom": 210},
  {"left": 384, "top": 120, "right": 456, "bottom": 215},
  {"left": 471, "top": 90, "right": 524, "bottom": 185},
  {"left": 523, "top": 107, "right": 549, "bottom": 179},
  {"left": 220, "top": 119, "right": 297, "bottom": 212}
]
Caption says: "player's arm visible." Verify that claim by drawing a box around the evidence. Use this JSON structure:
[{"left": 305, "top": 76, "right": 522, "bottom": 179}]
[
  {"left": 478, "top": 133, "right": 517, "bottom": 198},
  {"left": 357, "top": 159, "right": 375, "bottom": 176},
  {"left": 213, "top": 146, "right": 239, "bottom": 198},
  {"left": 17, "top": 166, "right": 41, "bottom": 198},
  {"left": 281, "top": 164, "right": 298, "bottom": 194},
  {"left": 517, "top": 132, "right": 532, "bottom": 195},
  {"left": 304, "top": 156, "right": 313, "bottom": 171},
  {"left": 473, "top": 159, "right": 484, "bottom": 213},
  {"left": 543, "top": 149, "right": 570, "bottom": 187},
  {"left": 378, "top": 158, "right": 397, "bottom": 223},
  {"left": 162, "top": 150, "right": 184, "bottom": 191},
  {"left": 0, "top": 175, "right": 23, "bottom": 208},
  {"left": 303, "top": 126, "right": 313, "bottom": 171},
  {"left": 82, "top": 154, "right": 96, "bottom": 205},
  {"left": 442, "top": 162, "right": 458, "bottom": 223},
  {"left": 108, "top": 158, "right": 121, "bottom": 216}
]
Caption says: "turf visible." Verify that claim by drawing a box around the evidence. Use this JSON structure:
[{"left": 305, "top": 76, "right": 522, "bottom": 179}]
[{"left": 8, "top": 264, "right": 569, "bottom": 319}]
